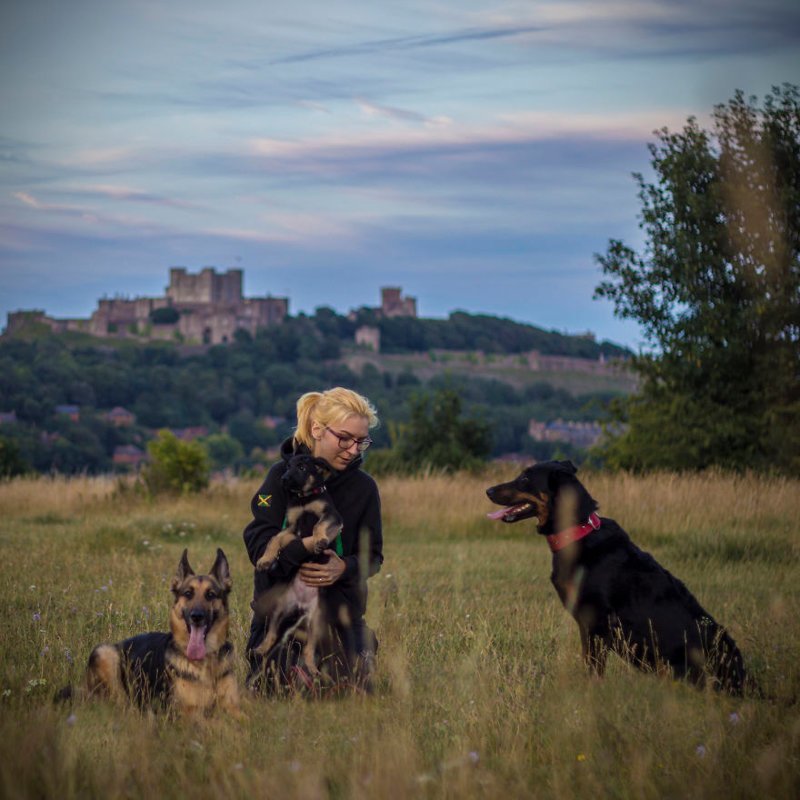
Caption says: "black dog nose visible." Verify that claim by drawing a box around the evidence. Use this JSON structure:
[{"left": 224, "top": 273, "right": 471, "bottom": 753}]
[{"left": 189, "top": 608, "right": 206, "bottom": 624}]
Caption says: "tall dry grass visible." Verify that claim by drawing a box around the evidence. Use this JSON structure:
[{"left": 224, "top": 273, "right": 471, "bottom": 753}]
[{"left": 1, "top": 468, "right": 799, "bottom": 799}]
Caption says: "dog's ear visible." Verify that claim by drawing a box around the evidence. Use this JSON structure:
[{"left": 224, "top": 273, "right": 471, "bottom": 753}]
[
  {"left": 209, "top": 548, "right": 232, "bottom": 593},
  {"left": 545, "top": 461, "right": 577, "bottom": 488},
  {"left": 171, "top": 548, "right": 194, "bottom": 593}
]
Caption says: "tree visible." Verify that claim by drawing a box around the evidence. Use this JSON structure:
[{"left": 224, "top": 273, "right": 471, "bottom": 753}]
[
  {"left": 142, "top": 430, "right": 209, "bottom": 494},
  {"left": 594, "top": 84, "right": 800, "bottom": 473},
  {"left": 392, "top": 387, "right": 491, "bottom": 472},
  {"left": 0, "top": 437, "right": 29, "bottom": 479}
]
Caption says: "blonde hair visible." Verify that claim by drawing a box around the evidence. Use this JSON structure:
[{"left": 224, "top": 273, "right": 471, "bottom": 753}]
[{"left": 294, "top": 387, "right": 379, "bottom": 449}]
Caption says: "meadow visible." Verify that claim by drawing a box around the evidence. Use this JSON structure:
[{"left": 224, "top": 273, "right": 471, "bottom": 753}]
[{"left": 1, "top": 467, "right": 799, "bottom": 799}]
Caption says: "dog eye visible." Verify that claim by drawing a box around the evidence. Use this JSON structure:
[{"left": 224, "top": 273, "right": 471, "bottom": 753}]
[
  {"left": 205, "top": 590, "right": 217, "bottom": 601},
  {"left": 183, "top": 589, "right": 194, "bottom": 599}
]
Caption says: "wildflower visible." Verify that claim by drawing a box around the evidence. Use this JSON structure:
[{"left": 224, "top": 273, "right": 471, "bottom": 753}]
[
  {"left": 576, "top": 753, "right": 587, "bottom": 762},
  {"left": 729, "top": 712, "right": 740, "bottom": 725},
  {"left": 66, "top": 714, "right": 77, "bottom": 726},
  {"left": 41, "top": 646, "right": 50, "bottom": 656},
  {"left": 64, "top": 649, "right": 73, "bottom": 663},
  {"left": 1, "top": 689, "right": 11, "bottom": 699},
  {"left": 25, "top": 678, "right": 48, "bottom": 694},
  {"left": 468, "top": 751, "right": 479, "bottom": 764},
  {"left": 32, "top": 612, "right": 41, "bottom": 622},
  {"left": 695, "top": 745, "right": 706, "bottom": 758}
]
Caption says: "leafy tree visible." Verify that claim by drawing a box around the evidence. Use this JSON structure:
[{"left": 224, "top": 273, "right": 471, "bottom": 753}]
[
  {"left": 595, "top": 85, "right": 800, "bottom": 473},
  {"left": 391, "top": 387, "right": 491, "bottom": 472},
  {"left": 203, "top": 433, "right": 245, "bottom": 470},
  {"left": 142, "top": 430, "right": 209, "bottom": 494},
  {"left": 0, "top": 437, "right": 29, "bottom": 478}
]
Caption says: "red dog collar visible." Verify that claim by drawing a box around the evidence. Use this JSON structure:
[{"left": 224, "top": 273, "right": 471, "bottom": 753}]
[{"left": 547, "top": 513, "right": 601, "bottom": 552}]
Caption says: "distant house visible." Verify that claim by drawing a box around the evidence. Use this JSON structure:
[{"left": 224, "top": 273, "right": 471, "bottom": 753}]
[
  {"left": 55, "top": 404, "right": 80, "bottom": 422},
  {"left": 171, "top": 426, "right": 209, "bottom": 441},
  {"left": 380, "top": 287, "right": 417, "bottom": 318},
  {"left": 105, "top": 407, "right": 136, "bottom": 427},
  {"left": 0, "top": 411, "right": 17, "bottom": 424},
  {"left": 112, "top": 444, "right": 146, "bottom": 468},
  {"left": 355, "top": 325, "right": 380, "bottom": 352},
  {"left": 260, "top": 415, "right": 286, "bottom": 430},
  {"left": 528, "top": 419, "right": 605, "bottom": 449}
]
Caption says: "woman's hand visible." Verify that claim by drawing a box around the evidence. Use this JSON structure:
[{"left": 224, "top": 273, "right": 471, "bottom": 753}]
[{"left": 299, "top": 550, "right": 346, "bottom": 587}]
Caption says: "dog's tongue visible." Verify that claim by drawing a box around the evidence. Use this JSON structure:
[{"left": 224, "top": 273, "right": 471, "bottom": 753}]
[
  {"left": 486, "top": 507, "right": 510, "bottom": 520},
  {"left": 186, "top": 624, "right": 207, "bottom": 661}
]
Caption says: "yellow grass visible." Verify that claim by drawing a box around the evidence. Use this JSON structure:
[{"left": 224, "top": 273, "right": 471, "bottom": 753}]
[{"left": 1, "top": 468, "right": 799, "bottom": 799}]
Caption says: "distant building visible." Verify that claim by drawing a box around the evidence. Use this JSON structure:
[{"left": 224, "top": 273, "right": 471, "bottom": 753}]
[
  {"left": 355, "top": 325, "right": 381, "bottom": 352},
  {"left": 380, "top": 287, "right": 417, "bottom": 318},
  {"left": 55, "top": 404, "right": 80, "bottom": 422},
  {"left": 5, "top": 267, "right": 288, "bottom": 346},
  {"left": 528, "top": 418, "right": 605, "bottom": 449},
  {"left": 171, "top": 426, "right": 209, "bottom": 441},
  {"left": 112, "top": 444, "right": 146, "bottom": 469},
  {"left": 105, "top": 407, "right": 136, "bottom": 427}
]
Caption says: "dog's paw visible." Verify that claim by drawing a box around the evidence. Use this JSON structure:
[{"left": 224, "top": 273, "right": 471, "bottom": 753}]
[{"left": 255, "top": 556, "right": 275, "bottom": 571}]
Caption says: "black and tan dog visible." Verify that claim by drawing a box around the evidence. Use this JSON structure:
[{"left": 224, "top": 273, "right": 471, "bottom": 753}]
[
  {"left": 486, "top": 460, "right": 755, "bottom": 695},
  {"left": 252, "top": 454, "right": 342, "bottom": 673},
  {"left": 79, "top": 548, "right": 240, "bottom": 715}
]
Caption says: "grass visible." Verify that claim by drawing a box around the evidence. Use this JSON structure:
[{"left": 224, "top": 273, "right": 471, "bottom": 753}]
[{"left": 1, "top": 468, "right": 799, "bottom": 799}]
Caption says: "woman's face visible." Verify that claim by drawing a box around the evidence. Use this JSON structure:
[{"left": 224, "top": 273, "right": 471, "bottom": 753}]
[{"left": 310, "top": 414, "right": 370, "bottom": 471}]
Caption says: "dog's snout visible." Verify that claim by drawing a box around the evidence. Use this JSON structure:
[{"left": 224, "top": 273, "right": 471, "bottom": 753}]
[{"left": 189, "top": 608, "right": 207, "bottom": 625}]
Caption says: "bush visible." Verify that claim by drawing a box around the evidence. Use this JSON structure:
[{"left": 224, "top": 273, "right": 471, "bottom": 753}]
[{"left": 142, "top": 430, "right": 209, "bottom": 494}]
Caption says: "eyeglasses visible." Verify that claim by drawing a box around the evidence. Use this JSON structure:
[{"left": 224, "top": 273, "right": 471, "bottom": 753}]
[{"left": 324, "top": 427, "right": 373, "bottom": 452}]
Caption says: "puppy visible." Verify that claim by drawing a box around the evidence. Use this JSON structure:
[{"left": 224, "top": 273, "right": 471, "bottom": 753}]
[
  {"left": 252, "top": 454, "right": 342, "bottom": 675},
  {"left": 76, "top": 549, "right": 240, "bottom": 715},
  {"left": 486, "top": 460, "right": 755, "bottom": 695}
]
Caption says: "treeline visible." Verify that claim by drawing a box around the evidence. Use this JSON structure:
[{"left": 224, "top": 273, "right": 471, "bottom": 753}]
[
  {"left": 0, "top": 326, "right": 621, "bottom": 474},
  {"left": 350, "top": 309, "right": 630, "bottom": 358}
]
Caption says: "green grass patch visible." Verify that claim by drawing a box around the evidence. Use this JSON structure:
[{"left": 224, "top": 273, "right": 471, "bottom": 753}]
[{"left": 1, "top": 472, "right": 799, "bottom": 799}]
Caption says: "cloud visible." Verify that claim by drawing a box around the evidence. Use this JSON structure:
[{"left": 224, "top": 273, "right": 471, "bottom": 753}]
[
  {"left": 248, "top": 107, "right": 691, "bottom": 164},
  {"left": 270, "top": 23, "right": 546, "bottom": 65},
  {"left": 68, "top": 184, "right": 201, "bottom": 209},
  {"left": 356, "top": 97, "right": 452, "bottom": 128}
]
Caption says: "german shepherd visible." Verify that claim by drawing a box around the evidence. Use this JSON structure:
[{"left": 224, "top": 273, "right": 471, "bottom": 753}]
[
  {"left": 252, "top": 454, "right": 342, "bottom": 675},
  {"left": 486, "top": 460, "right": 755, "bottom": 695},
  {"left": 78, "top": 548, "right": 240, "bottom": 715}
]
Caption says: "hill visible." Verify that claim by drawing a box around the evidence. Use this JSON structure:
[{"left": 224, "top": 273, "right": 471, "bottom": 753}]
[{"left": 0, "top": 312, "right": 635, "bottom": 474}]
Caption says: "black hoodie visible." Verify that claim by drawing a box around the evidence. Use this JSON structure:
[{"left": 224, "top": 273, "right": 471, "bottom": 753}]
[{"left": 242, "top": 437, "right": 383, "bottom": 626}]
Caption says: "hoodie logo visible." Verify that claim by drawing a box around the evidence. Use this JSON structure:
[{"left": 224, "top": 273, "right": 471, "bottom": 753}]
[{"left": 257, "top": 494, "right": 272, "bottom": 508}]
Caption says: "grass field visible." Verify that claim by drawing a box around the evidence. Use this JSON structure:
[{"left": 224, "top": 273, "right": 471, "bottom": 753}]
[{"left": 1, "top": 468, "right": 799, "bottom": 799}]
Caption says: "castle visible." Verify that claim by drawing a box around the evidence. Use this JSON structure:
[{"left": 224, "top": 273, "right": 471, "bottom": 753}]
[{"left": 5, "top": 267, "right": 288, "bottom": 345}]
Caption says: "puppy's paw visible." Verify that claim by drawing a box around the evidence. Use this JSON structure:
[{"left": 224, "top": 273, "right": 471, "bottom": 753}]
[{"left": 256, "top": 555, "right": 275, "bottom": 571}]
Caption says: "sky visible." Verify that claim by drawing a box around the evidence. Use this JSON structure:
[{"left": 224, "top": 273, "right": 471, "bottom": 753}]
[{"left": 1, "top": 0, "right": 798, "bottom": 350}]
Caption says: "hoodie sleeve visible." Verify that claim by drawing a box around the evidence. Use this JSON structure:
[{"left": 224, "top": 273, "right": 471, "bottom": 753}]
[
  {"left": 341, "top": 475, "right": 383, "bottom": 581},
  {"left": 242, "top": 461, "right": 310, "bottom": 579}
]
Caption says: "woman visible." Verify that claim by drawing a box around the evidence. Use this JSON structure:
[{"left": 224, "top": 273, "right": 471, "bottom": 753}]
[{"left": 243, "top": 387, "right": 382, "bottom": 692}]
